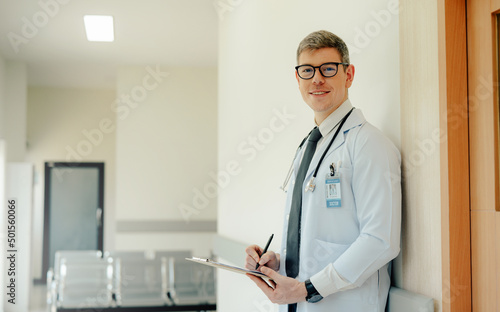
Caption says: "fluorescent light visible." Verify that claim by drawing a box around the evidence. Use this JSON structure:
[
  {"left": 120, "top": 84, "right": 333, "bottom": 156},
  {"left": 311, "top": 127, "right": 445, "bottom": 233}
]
[{"left": 83, "top": 15, "right": 114, "bottom": 42}]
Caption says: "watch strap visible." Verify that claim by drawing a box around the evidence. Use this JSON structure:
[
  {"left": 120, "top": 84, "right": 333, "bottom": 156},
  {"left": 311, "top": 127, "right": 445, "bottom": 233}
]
[{"left": 305, "top": 279, "right": 323, "bottom": 303}]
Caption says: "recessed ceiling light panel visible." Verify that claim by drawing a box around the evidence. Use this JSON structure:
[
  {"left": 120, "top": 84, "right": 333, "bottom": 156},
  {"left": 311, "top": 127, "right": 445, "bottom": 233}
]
[{"left": 84, "top": 15, "right": 114, "bottom": 42}]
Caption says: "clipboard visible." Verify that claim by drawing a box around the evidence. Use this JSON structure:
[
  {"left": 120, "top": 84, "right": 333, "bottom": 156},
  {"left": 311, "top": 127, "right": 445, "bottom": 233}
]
[{"left": 186, "top": 257, "right": 273, "bottom": 281}]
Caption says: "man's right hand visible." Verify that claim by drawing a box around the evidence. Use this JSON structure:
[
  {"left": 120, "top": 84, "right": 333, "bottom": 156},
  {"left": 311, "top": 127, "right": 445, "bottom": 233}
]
[{"left": 245, "top": 244, "right": 280, "bottom": 272}]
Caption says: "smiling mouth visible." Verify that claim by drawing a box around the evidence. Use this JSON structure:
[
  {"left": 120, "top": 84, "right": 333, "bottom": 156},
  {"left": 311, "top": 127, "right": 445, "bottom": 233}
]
[{"left": 310, "top": 91, "right": 329, "bottom": 95}]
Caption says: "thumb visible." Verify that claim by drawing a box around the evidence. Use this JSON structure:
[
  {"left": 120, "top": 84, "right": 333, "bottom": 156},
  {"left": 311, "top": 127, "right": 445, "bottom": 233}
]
[{"left": 260, "top": 266, "right": 280, "bottom": 280}]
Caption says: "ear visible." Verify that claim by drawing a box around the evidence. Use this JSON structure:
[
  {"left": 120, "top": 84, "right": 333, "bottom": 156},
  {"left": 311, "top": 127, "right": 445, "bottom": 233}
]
[
  {"left": 295, "top": 70, "right": 301, "bottom": 86},
  {"left": 345, "top": 64, "right": 355, "bottom": 88}
]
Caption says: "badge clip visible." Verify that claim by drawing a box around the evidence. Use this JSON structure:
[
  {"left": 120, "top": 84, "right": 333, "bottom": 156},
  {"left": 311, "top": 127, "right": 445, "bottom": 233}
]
[{"left": 329, "top": 163, "right": 335, "bottom": 176}]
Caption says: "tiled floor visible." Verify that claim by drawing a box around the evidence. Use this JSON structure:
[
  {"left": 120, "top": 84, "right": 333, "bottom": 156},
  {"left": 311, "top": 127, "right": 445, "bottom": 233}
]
[
  {"left": 28, "top": 284, "right": 217, "bottom": 312},
  {"left": 30, "top": 284, "right": 47, "bottom": 312}
]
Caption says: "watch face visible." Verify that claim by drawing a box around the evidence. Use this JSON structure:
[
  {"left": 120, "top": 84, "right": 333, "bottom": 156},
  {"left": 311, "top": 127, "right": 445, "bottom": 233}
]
[{"left": 307, "top": 294, "right": 323, "bottom": 303}]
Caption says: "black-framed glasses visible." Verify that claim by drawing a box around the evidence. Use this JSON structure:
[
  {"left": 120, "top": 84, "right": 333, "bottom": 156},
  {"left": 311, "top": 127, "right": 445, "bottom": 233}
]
[{"left": 295, "top": 62, "right": 349, "bottom": 80}]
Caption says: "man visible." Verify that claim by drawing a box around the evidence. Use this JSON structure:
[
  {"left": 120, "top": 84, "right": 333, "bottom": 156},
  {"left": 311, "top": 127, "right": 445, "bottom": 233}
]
[{"left": 245, "top": 30, "right": 401, "bottom": 312}]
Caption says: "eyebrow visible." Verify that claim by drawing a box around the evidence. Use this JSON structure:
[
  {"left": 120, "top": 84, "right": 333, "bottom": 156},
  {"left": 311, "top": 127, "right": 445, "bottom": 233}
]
[{"left": 297, "top": 61, "right": 343, "bottom": 66}]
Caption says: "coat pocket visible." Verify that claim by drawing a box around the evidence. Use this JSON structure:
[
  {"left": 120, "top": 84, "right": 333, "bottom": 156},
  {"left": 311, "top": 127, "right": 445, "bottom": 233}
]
[
  {"left": 314, "top": 238, "right": 351, "bottom": 262},
  {"left": 301, "top": 238, "right": 351, "bottom": 276}
]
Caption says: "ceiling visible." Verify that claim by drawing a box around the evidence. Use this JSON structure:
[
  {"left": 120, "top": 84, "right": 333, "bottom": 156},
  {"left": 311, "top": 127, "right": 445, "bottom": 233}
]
[{"left": 0, "top": 0, "right": 218, "bottom": 89}]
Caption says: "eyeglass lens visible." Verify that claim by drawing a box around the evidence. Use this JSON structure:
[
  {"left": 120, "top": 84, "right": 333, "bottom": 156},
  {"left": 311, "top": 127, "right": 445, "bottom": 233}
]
[{"left": 297, "top": 63, "right": 339, "bottom": 79}]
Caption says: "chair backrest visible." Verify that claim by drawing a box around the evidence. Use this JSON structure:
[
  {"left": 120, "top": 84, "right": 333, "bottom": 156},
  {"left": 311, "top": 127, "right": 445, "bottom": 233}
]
[
  {"left": 103, "top": 250, "right": 150, "bottom": 260},
  {"left": 115, "top": 257, "right": 165, "bottom": 289},
  {"left": 154, "top": 250, "right": 192, "bottom": 261},
  {"left": 53, "top": 250, "right": 102, "bottom": 280},
  {"left": 114, "top": 257, "right": 168, "bottom": 305},
  {"left": 58, "top": 257, "right": 113, "bottom": 308},
  {"left": 167, "top": 257, "right": 216, "bottom": 303}
]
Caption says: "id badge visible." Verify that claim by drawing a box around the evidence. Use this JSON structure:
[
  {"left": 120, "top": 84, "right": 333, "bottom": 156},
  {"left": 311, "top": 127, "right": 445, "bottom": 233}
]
[{"left": 325, "top": 173, "right": 341, "bottom": 208}]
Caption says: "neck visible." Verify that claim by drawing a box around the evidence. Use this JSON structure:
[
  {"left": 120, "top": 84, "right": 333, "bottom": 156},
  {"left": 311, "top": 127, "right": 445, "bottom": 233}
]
[
  {"left": 316, "top": 92, "right": 348, "bottom": 124},
  {"left": 314, "top": 110, "right": 335, "bottom": 125},
  {"left": 314, "top": 96, "right": 350, "bottom": 125}
]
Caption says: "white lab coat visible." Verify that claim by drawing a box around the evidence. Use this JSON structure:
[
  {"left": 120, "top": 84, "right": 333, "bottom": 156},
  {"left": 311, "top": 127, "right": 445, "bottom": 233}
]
[{"left": 278, "top": 109, "right": 401, "bottom": 312}]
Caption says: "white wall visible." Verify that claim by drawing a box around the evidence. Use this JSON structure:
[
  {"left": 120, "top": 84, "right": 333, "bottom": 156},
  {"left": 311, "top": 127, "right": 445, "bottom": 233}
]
[
  {"left": 0, "top": 53, "right": 5, "bottom": 312},
  {"left": 27, "top": 65, "right": 218, "bottom": 276},
  {"left": 4, "top": 62, "right": 27, "bottom": 162},
  {"left": 0, "top": 141, "right": 7, "bottom": 312},
  {"left": 217, "top": 0, "right": 400, "bottom": 311},
  {"left": 114, "top": 66, "right": 217, "bottom": 257},
  {"left": 400, "top": 0, "right": 442, "bottom": 310},
  {"left": 5, "top": 163, "right": 33, "bottom": 312},
  {"left": 26, "top": 86, "right": 117, "bottom": 279},
  {"left": 0, "top": 54, "right": 5, "bottom": 139},
  {"left": 1, "top": 60, "right": 28, "bottom": 312}
]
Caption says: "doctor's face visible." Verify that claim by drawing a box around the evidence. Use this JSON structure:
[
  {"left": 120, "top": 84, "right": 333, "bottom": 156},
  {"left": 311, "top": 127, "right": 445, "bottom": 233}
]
[{"left": 296, "top": 48, "right": 354, "bottom": 124}]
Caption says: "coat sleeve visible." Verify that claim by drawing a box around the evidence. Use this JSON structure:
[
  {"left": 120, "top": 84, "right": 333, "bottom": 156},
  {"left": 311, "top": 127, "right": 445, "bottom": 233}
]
[{"left": 310, "top": 124, "right": 401, "bottom": 296}]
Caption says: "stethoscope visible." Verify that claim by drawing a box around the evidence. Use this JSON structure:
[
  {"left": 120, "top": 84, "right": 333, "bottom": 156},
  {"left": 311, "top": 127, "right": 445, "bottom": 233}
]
[{"left": 280, "top": 108, "right": 354, "bottom": 193}]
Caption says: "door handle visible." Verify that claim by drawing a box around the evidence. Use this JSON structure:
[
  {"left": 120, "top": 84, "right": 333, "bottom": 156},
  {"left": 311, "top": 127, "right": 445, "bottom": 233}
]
[{"left": 96, "top": 208, "right": 103, "bottom": 227}]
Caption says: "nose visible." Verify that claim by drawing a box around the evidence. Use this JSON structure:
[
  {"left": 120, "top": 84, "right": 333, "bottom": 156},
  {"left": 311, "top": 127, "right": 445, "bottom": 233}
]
[{"left": 312, "top": 68, "right": 325, "bottom": 84}]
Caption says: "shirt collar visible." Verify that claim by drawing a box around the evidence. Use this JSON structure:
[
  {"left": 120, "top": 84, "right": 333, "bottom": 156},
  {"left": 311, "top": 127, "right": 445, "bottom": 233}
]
[{"left": 316, "top": 99, "right": 354, "bottom": 137}]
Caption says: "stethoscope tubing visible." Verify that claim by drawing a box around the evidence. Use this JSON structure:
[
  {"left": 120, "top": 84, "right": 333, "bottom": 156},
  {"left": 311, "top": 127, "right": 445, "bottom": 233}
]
[{"left": 280, "top": 107, "right": 355, "bottom": 192}]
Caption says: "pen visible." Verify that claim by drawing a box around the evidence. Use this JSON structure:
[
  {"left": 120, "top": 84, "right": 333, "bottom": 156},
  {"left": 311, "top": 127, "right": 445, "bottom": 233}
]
[{"left": 255, "top": 234, "right": 274, "bottom": 270}]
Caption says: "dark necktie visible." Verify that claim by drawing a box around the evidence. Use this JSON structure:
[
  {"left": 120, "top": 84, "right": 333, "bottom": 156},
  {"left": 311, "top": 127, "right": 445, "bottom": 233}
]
[{"left": 286, "top": 127, "right": 322, "bottom": 279}]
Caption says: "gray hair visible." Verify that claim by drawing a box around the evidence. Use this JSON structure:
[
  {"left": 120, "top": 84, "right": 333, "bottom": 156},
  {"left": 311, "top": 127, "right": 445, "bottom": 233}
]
[{"left": 296, "top": 30, "right": 350, "bottom": 67}]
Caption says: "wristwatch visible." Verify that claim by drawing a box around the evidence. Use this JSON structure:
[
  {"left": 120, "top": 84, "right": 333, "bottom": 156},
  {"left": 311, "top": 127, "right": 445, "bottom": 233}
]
[{"left": 305, "top": 279, "right": 323, "bottom": 303}]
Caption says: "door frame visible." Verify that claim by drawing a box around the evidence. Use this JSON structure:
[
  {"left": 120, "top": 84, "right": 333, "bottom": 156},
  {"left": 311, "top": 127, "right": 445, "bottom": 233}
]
[
  {"left": 39, "top": 162, "right": 105, "bottom": 284},
  {"left": 465, "top": 0, "right": 500, "bottom": 310},
  {"left": 438, "top": 0, "right": 472, "bottom": 311}
]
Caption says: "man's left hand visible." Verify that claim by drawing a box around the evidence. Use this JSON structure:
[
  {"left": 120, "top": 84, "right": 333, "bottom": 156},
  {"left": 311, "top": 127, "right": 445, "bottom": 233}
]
[{"left": 247, "top": 266, "right": 307, "bottom": 304}]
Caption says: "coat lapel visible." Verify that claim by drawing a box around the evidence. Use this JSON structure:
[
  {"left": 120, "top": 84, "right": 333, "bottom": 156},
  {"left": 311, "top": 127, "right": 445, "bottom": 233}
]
[{"left": 305, "top": 109, "right": 366, "bottom": 178}]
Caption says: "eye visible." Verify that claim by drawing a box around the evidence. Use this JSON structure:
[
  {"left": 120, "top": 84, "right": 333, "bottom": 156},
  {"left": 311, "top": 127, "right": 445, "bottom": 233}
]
[
  {"left": 301, "top": 67, "right": 313, "bottom": 74},
  {"left": 322, "top": 65, "right": 337, "bottom": 73}
]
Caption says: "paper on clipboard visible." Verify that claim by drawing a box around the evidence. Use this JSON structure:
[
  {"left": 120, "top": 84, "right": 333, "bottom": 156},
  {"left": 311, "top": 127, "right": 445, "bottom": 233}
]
[{"left": 186, "top": 257, "right": 273, "bottom": 281}]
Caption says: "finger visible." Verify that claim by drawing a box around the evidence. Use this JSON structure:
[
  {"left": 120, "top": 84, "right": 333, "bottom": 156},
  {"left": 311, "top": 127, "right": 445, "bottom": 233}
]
[
  {"left": 247, "top": 274, "right": 275, "bottom": 294},
  {"left": 247, "top": 273, "right": 266, "bottom": 287},
  {"left": 252, "top": 274, "right": 277, "bottom": 290},
  {"left": 245, "top": 255, "right": 258, "bottom": 270},
  {"left": 267, "top": 279, "right": 277, "bottom": 289},
  {"left": 245, "top": 245, "right": 263, "bottom": 265},
  {"left": 258, "top": 251, "right": 275, "bottom": 266},
  {"left": 260, "top": 266, "right": 282, "bottom": 282},
  {"left": 246, "top": 245, "right": 263, "bottom": 258}
]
